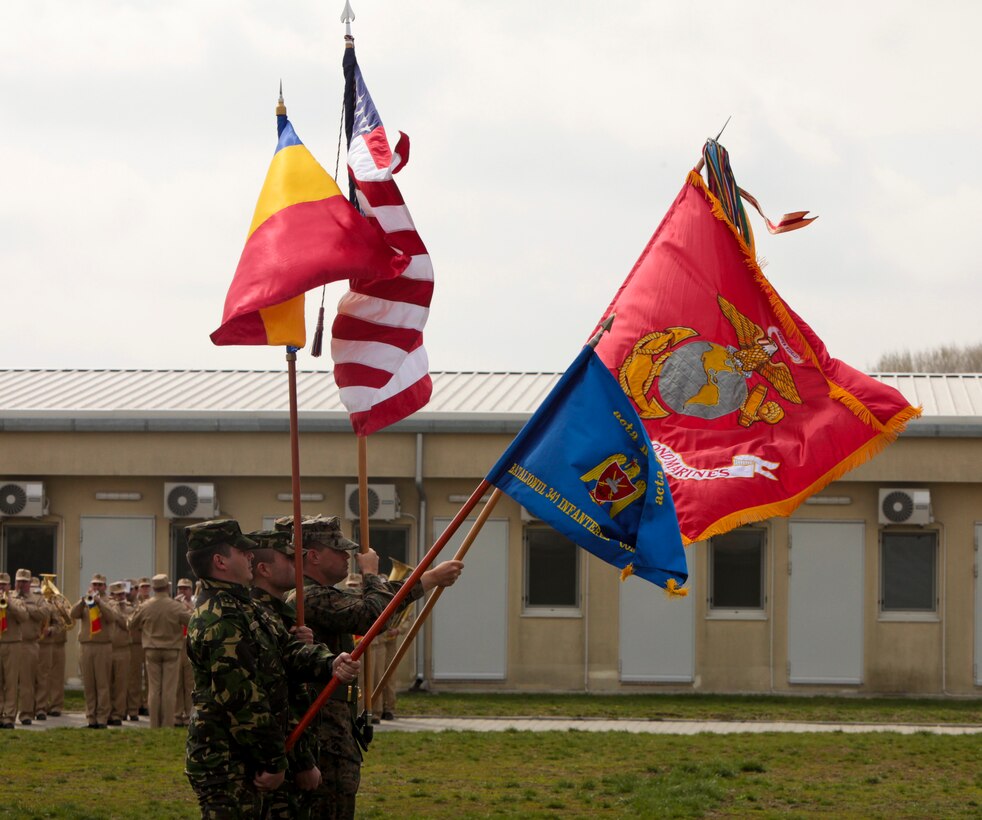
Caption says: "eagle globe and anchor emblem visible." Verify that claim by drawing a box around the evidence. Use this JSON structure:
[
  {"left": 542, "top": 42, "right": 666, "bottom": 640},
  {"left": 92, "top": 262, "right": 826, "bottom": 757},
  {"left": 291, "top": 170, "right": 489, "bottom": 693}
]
[{"left": 619, "top": 295, "right": 803, "bottom": 427}]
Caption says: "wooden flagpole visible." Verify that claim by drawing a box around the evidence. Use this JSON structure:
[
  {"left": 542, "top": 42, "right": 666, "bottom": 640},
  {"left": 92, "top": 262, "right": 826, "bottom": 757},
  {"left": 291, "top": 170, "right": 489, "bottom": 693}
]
[
  {"left": 357, "top": 435, "right": 372, "bottom": 717},
  {"left": 371, "top": 488, "right": 502, "bottom": 705},
  {"left": 286, "top": 478, "right": 491, "bottom": 750},
  {"left": 287, "top": 348, "right": 305, "bottom": 626}
]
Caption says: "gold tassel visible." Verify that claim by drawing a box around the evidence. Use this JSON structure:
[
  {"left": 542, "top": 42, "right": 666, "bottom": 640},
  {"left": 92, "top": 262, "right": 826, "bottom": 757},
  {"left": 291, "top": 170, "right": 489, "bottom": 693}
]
[
  {"left": 620, "top": 564, "right": 635, "bottom": 581},
  {"left": 665, "top": 578, "right": 689, "bottom": 598}
]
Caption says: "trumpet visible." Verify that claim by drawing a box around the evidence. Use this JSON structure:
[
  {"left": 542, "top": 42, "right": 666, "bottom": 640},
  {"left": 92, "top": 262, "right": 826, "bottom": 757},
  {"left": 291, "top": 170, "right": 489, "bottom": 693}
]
[
  {"left": 85, "top": 593, "right": 97, "bottom": 607},
  {"left": 0, "top": 591, "right": 7, "bottom": 610}
]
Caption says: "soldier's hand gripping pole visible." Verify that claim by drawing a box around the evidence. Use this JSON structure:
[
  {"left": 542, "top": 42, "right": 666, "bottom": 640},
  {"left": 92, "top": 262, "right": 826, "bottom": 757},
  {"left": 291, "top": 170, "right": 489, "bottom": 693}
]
[{"left": 285, "top": 478, "right": 492, "bottom": 751}]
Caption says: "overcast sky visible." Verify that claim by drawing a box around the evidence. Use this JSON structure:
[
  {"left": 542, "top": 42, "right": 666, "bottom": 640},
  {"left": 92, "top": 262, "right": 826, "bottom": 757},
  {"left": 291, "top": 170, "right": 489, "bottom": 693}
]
[{"left": 2, "top": 1, "right": 978, "bottom": 376}]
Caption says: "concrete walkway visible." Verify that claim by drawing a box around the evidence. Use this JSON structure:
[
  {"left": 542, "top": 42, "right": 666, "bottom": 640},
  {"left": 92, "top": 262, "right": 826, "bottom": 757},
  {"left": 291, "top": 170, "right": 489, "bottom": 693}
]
[{"left": 14, "top": 712, "right": 982, "bottom": 736}]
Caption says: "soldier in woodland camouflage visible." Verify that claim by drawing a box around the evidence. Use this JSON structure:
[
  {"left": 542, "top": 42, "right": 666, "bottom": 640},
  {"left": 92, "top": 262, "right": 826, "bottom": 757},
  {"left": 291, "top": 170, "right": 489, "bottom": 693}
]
[
  {"left": 248, "top": 529, "right": 321, "bottom": 819},
  {"left": 281, "top": 514, "right": 463, "bottom": 820},
  {"left": 184, "top": 519, "right": 360, "bottom": 819}
]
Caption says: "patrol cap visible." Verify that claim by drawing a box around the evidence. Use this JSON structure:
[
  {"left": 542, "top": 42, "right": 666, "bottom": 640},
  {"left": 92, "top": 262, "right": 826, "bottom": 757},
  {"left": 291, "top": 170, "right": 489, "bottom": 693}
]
[
  {"left": 109, "top": 581, "right": 126, "bottom": 594},
  {"left": 151, "top": 573, "right": 170, "bottom": 590},
  {"left": 177, "top": 578, "right": 193, "bottom": 589},
  {"left": 0, "top": 572, "right": 9, "bottom": 584},
  {"left": 274, "top": 514, "right": 358, "bottom": 552},
  {"left": 138, "top": 577, "right": 151, "bottom": 587},
  {"left": 248, "top": 529, "right": 296, "bottom": 557},
  {"left": 15, "top": 568, "right": 32, "bottom": 582},
  {"left": 90, "top": 573, "right": 107, "bottom": 585},
  {"left": 185, "top": 519, "right": 257, "bottom": 553}
]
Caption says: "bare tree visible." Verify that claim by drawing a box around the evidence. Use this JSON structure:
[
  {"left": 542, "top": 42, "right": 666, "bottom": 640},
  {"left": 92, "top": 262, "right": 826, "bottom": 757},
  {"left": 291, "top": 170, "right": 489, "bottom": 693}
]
[{"left": 871, "top": 342, "right": 982, "bottom": 373}]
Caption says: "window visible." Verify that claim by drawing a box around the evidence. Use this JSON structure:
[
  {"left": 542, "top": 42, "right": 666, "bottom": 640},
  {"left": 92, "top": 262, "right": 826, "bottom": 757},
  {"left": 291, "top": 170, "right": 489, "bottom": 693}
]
[
  {"left": 709, "top": 528, "right": 766, "bottom": 615},
  {"left": 2, "top": 523, "right": 57, "bottom": 578},
  {"left": 368, "top": 527, "right": 411, "bottom": 578},
  {"left": 523, "top": 527, "right": 579, "bottom": 614},
  {"left": 880, "top": 531, "right": 937, "bottom": 616}
]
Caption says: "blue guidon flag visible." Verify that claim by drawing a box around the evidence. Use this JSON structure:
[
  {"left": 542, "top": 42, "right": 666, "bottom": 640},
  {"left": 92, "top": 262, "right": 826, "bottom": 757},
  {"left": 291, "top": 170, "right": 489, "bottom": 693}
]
[{"left": 486, "top": 346, "right": 688, "bottom": 593}]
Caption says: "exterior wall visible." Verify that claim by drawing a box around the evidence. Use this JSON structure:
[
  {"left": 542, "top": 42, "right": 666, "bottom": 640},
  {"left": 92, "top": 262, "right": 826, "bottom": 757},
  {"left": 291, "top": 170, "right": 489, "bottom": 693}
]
[{"left": 1, "top": 428, "right": 980, "bottom": 697}]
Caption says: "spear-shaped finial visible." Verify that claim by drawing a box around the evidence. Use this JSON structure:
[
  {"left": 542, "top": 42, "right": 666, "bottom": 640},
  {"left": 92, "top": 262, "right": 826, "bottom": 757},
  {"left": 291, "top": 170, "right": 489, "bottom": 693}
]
[
  {"left": 276, "top": 79, "right": 286, "bottom": 116},
  {"left": 341, "top": 0, "right": 355, "bottom": 38},
  {"left": 588, "top": 313, "right": 615, "bottom": 349}
]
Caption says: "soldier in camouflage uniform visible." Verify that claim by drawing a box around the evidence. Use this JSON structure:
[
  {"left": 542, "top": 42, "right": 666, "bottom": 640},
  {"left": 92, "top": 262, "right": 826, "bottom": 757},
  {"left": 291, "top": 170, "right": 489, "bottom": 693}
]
[
  {"left": 184, "top": 519, "right": 360, "bottom": 820},
  {"left": 281, "top": 514, "right": 464, "bottom": 820},
  {"left": 249, "top": 529, "right": 321, "bottom": 819}
]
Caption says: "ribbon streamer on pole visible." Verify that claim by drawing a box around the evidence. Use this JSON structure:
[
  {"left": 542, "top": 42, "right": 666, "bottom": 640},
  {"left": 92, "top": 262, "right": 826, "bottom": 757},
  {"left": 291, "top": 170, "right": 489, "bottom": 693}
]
[{"left": 286, "top": 478, "right": 492, "bottom": 751}]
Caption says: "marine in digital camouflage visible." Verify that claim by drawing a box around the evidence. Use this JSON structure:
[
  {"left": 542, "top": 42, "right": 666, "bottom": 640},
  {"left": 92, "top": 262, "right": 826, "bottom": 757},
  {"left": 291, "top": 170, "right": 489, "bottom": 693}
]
[{"left": 185, "top": 576, "right": 336, "bottom": 818}]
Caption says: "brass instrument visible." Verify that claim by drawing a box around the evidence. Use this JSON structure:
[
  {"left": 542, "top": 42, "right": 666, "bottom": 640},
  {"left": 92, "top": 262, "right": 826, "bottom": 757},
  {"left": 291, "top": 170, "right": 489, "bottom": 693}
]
[
  {"left": 0, "top": 591, "right": 7, "bottom": 611},
  {"left": 386, "top": 558, "right": 415, "bottom": 629},
  {"left": 40, "top": 574, "right": 74, "bottom": 630}
]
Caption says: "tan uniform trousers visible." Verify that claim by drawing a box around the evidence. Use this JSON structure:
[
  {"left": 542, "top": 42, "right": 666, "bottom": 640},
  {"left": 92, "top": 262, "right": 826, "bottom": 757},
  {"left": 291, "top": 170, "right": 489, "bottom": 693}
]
[
  {"left": 110, "top": 646, "right": 130, "bottom": 722},
  {"left": 127, "top": 643, "right": 145, "bottom": 716},
  {"left": 36, "top": 641, "right": 53, "bottom": 715},
  {"left": 145, "top": 647, "right": 180, "bottom": 729},
  {"left": 370, "top": 638, "right": 398, "bottom": 714},
  {"left": 0, "top": 642, "right": 17, "bottom": 723},
  {"left": 80, "top": 642, "right": 113, "bottom": 725},
  {"left": 175, "top": 649, "right": 192, "bottom": 725},
  {"left": 16, "top": 641, "right": 39, "bottom": 722},
  {"left": 41, "top": 641, "right": 66, "bottom": 714}
]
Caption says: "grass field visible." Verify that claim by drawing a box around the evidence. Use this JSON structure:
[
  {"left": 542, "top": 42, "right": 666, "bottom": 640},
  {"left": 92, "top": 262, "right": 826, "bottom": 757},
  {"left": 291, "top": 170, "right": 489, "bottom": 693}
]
[{"left": 1, "top": 726, "right": 981, "bottom": 818}]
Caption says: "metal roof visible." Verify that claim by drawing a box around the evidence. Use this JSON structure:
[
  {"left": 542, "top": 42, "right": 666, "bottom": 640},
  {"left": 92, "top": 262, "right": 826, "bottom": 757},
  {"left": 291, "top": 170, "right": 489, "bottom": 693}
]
[{"left": 0, "top": 369, "right": 979, "bottom": 434}]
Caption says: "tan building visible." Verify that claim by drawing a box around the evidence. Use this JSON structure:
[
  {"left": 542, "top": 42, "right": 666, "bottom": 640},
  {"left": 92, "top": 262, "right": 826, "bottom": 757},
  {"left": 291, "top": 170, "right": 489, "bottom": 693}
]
[{"left": 0, "top": 369, "right": 980, "bottom": 696}]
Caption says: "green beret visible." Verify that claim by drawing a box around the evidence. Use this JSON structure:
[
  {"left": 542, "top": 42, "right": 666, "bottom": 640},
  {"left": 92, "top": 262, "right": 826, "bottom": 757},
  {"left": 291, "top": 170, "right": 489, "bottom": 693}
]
[
  {"left": 273, "top": 514, "right": 358, "bottom": 552},
  {"left": 247, "top": 529, "right": 296, "bottom": 557},
  {"left": 185, "top": 519, "right": 257, "bottom": 552}
]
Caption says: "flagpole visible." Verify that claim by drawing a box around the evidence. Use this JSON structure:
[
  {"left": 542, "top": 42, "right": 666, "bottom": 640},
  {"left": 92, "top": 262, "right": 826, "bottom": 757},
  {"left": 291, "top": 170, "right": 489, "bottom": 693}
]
[
  {"left": 357, "top": 434, "right": 372, "bottom": 718},
  {"left": 371, "top": 488, "right": 502, "bottom": 705},
  {"left": 287, "top": 348, "right": 305, "bottom": 626},
  {"left": 286, "top": 478, "right": 491, "bottom": 751}
]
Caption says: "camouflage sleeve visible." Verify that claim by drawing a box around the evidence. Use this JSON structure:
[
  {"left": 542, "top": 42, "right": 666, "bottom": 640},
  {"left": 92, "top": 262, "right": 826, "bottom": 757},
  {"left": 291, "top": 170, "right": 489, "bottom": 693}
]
[
  {"left": 192, "top": 603, "right": 290, "bottom": 773},
  {"left": 305, "top": 577, "right": 423, "bottom": 636}
]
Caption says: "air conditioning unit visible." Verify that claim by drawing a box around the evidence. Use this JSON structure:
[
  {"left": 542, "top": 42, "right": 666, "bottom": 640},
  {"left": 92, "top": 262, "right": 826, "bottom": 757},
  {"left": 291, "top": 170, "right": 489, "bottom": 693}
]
[
  {"left": 344, "top": 484, "right": 399, "bottom": 521},
  {"left": 878, "top": 488, "right": 932, "bottom": 526},
  {"left": 0, "top": 481, "right": 47, "bottom": 518},
  {"left": 164, "top": 482, "right": 219, "bottom": 519}
]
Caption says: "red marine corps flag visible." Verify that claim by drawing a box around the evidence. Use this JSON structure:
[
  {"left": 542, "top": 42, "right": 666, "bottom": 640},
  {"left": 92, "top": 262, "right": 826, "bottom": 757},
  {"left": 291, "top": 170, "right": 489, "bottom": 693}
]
[{"left": 593, "top": 140, "right": 920, "bottom": 543}]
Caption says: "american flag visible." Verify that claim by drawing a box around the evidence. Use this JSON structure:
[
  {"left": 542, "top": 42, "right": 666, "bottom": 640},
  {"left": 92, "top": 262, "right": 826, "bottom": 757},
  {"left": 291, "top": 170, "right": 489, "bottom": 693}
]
[{"left": 331, "top": 43, "right": 433, "bottom": 436}]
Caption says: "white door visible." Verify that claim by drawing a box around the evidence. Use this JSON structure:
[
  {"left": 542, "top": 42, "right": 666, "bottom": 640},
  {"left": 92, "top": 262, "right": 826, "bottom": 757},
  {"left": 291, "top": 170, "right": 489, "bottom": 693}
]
[
  {"left": 431, "top": 517, "right": 508, "bottom": 680},
  {"left": 975, "top": 524, "right": 982, "bottom": 685},
  {"left": 618, "top": 547, "right": 696, "bottom": 682},
  {"left": 79, "top": 516, "right": 156, "bottom": 596},
  {"left": 788, "top": 521, "right": 864, "bottom": 684}
]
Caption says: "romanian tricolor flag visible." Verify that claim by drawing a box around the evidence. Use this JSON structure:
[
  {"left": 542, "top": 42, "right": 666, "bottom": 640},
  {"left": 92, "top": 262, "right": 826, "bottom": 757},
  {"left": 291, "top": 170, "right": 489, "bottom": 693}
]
[
  {"left": 211, "top": 109, "right": 410, "bottom": 347},
  {"left": 87, "top": 602, "right": 102, "bottom": 636},
  {"left": 1, "top": 607, "right": 6, "bottom": 634},
  {"left": 593, "top": 147, "right": 920, "bottom": 544}
]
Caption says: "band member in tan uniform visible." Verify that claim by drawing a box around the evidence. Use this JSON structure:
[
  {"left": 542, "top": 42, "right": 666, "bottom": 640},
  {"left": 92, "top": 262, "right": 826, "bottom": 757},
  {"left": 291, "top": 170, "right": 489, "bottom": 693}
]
[
  {"left": 70, "top": 573, "right": 123, "bottom": 729},
  {"left": 12, "top": 569, "right": 48, "bottom": 725},
  {"left": 174, "top": 578, "right": 194, "bottom": 727},
  {"left": 108, "top": 581, "right": 133, "bottom": 726},
  {"left": 127, "top": 574, "right": 190, "bottom": 729},
  {"left": 0, "top": 572, "right": 28, "bottom": 729},
  {"left": 126, "top": 577, "right": 150, "bottom": 720},
  {"left": 36, "top": 589, "right": 69, "bottom": 719}
]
